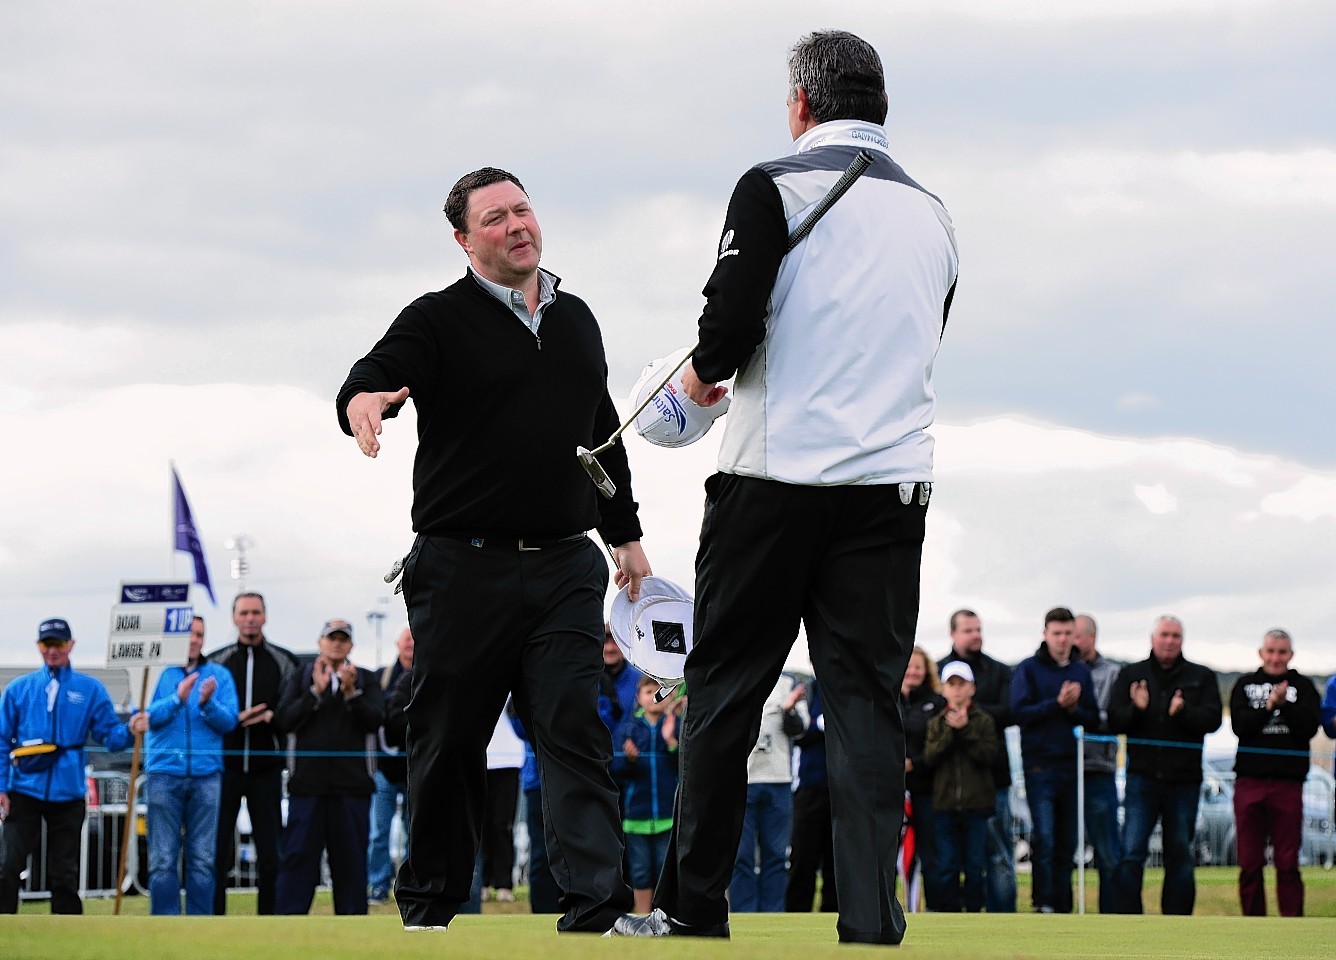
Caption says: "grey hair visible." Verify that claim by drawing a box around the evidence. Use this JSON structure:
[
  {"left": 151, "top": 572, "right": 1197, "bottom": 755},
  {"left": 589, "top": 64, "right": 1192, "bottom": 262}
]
[
  {"left": 787, "top": 30, "right": 888, "bottom": 125},
  {"left": 1075, "top": 614, "right": 1098, "bottom": 637},
  {"left": 1151, "top": 614, "right": 1183, "bottom": 634},
  {"left": 1263, "top": 628, "right": 1292, "bottom": 645}
]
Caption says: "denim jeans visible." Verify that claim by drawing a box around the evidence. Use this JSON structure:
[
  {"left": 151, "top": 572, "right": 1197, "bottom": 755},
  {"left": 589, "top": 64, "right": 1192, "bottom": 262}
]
[
  {"left": 933, "top": 809, "right": 988, "bottom": 911},
  {"left": 367, "top": 771, "right": 407, "bottom": 892},
  {"left": 730, "top": 782, "right": 793, "bottom": 912},
  {"left": 147, "top": 772, "right": 222, "bottom": 915},
  {"left": 984, "top": 787, "right": 1017, "bottom": 912},
  {"left": 1025, "top": 766, "right": 1077, "bottom": 913},
  {"left": 1083, "top": 771, "right": 1120, "bottom": 913},
  {"left": 1114, "top": 774, "right": 1199, "bottom": 914}
]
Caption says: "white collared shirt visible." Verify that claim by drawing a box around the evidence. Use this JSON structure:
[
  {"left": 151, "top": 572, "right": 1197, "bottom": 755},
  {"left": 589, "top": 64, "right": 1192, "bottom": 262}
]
[{"left": 470, "top": 266, "right": 557, "bottom": 337}]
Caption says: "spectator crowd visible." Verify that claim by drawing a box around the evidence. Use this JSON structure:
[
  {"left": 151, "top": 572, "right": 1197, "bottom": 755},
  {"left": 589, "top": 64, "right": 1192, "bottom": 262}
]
[{"left": 4, "top": 600, "right": 1336, "bottom": 921}]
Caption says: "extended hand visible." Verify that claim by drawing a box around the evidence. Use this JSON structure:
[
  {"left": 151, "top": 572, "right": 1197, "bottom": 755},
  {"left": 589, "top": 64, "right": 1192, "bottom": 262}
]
[
  {"left": 176, "top": 672, "right": 199, "bottom": 702},
  {"left": 623, "top": 738, "right": 640, "bottom": 762},
  {"left": 612, "top": 540, "right": 652, "bottom": 602},
  {"left": 129, "top": 712, "right": 149, "bottom": 735},
  {"left": 197, "top": 676, "right": 217, "bottom": 706},
  {"left": 1267, "top": 680, "right": 1289, "bottom": 711},
  {"left": 945, "top": 706, "right": 969, "bottom": 729},
  {"left": 661, "top": 710, "right": 677, "bottom": 743},
  {"left": 1057, "top": 680, "right": 1081, "bottom": 711},
  {"left": 680, "top": 361, "right": 728, "bottom": 408},
  {"left": 312, "top": 658, "right": 332, "bottom": 695},
  {"left": 1168, "top": 688, "right": 1185, "bottom": 717},
  {"left": 238, "top": 703, "right": 273, "bottom": 727},
  {"left": 346, "top": 388, "right": 410, "bottom": 458}
]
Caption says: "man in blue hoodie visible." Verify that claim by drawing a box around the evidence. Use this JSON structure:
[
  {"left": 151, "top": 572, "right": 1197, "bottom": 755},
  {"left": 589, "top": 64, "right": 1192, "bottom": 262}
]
[
  {"left": 130, "top": 616, "right": 238, "bottom": 914},
  {"left": 1010, "top": 607, "right": 1097, "bottom": 914},
  {"left": 0, "top": 618, "right": 136, "bottom": 913}
]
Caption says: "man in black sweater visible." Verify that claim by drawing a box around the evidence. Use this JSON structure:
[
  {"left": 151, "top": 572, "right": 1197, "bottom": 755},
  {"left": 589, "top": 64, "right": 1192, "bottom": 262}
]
[
  {"left": 1108, "top": 615, "right": 1221, "bottom": 915},
  {"left": 337, "top": 167, "right": 652, "bottom": 934},
  {"left": 206, "top": 591, "right": 301, "bottom": 914},
  {"left": 1229, "top": 628, "right": 1320, "bottom": 917}
]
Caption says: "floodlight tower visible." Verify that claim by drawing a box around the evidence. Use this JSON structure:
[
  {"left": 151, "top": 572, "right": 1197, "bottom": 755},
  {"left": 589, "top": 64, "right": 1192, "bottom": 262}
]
[
  {"left": 366, "top": 596, "right": 390, "bottom": 668},
  {"left": 224, "top": 534, "right": 254, "bottom": 594}
]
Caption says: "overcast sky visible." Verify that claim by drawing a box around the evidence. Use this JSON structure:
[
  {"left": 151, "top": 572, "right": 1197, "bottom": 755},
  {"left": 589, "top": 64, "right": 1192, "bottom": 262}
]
[{"left": 2, "top": 0, "right": 1333, "bottom": 681}]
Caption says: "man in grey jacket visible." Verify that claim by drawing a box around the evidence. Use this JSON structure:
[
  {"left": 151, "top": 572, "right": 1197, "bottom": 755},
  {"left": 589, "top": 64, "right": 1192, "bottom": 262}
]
[{"left": 1073, "top": 614, "right": 1120, "bottom": 913}]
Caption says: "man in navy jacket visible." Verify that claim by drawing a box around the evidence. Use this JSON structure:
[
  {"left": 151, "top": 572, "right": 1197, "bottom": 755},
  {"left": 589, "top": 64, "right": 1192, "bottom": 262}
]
[
  {"left": 1010, "top": 607, "right": 1097, "bottom": 914},
  {"left": 133, "top": 616, "right": 238, "bottom": 914},
  {"left": 1, "top": 618, "right": 135, "bottom": 913}
]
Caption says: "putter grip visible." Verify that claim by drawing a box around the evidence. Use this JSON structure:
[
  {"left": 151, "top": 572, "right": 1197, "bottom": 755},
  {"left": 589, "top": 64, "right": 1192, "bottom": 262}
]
[{"left": 785, "top": 149, "right": 875, "bottom": 252}]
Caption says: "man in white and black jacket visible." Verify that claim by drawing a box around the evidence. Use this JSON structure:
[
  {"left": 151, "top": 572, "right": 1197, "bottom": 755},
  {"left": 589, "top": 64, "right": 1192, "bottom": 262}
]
[
  {"left": 1229, "top": 628, "right": 1320, "bottom": 917},
  {"left": 626, "top": 31, "right": 957, "bottom": 945},
  {"left": 338, "top": 166, "right": 652, "bottom": 934}
]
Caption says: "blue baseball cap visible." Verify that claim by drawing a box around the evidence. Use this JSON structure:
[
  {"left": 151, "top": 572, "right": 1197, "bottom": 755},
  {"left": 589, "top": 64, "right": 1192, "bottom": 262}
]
[{"left": 38, "top": 618, "right": 73, "bottom": 643}]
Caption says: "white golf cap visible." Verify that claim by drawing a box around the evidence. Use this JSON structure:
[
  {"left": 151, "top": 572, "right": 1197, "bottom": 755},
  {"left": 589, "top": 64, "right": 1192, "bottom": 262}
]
[
  {"left": 941, "top": 661, "right": 975, "bottom": 684},
  {"left": 608, "top": 575, "right": 695, "bottom": 685},
  {"left": 630, "top": 347, "right": 730, "bottom": 448}
]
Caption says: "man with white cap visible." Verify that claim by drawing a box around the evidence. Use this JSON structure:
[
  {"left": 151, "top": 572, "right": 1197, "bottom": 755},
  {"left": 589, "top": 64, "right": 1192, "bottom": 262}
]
[
  {"left": 1, "top": 618, "right": 136, "bottom": 913},
  {"left": 615, "top": 30, "right": 957, "bottom": 944}
]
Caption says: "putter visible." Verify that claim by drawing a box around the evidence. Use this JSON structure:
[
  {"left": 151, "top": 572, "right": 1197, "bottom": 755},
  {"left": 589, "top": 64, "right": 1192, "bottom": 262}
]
[{"left": 577, "top": 149, "right": 876, "bottom": 499}]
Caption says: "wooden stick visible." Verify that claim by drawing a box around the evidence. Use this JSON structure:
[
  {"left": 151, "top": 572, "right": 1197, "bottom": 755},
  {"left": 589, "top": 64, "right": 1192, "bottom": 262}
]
[{"left": 113, "top": 668, "right": 149, "bottom": 915}]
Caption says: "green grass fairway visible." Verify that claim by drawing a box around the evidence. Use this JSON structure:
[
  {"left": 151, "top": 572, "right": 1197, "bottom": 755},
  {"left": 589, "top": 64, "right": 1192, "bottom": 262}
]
[{"left": 3, "top": 913, "right": 1336, "bottom": 960}]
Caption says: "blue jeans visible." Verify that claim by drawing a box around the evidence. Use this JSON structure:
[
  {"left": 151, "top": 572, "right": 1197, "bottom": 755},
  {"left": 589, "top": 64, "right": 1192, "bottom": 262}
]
[
  {"left": 910, "top": 792, "right": 943, "bottom": 911},
  {"left": 147, "top": 772, "right": 222, "bottom": 915},
  {"left": 984, "top": 787, "right": 1016, "bottom": 912},
  {"left": 1114, "top": 775, "right": 1199, "bottom": 914},
  {"left": 367, "top": 771, "right": 407, "bottom": 892},
  {"left": 1026, "top": 766, "right": 1077, "bottom": 913},
  {"left": 1083, "top": 771, "right": 1120, "bottom": 913},
  {"left": 933, "top": 809, "right": 988, "bottom": 911},
  {"left": 730, "top": 782, "right": 792, "bottom": 912},
  {"left": 626, "top": 831, "right": 672, "bottom": 890}
]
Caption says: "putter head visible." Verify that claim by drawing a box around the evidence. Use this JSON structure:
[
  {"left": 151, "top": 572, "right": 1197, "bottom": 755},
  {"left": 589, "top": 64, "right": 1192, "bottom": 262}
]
[{"left": 576, "top": 446, "right": 617, "bottom": 499}]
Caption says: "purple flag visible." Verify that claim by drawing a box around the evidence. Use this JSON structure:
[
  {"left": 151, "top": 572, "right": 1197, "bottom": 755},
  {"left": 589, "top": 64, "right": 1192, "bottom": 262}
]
[{"left": 172, "top": 466, "right": 216, "bottom": 605}]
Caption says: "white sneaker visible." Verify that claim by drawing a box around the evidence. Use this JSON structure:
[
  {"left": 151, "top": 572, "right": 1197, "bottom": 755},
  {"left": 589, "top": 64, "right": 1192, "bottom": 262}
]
[
  {"left": 404, "top": 925, "right": 449, "bottom": 932},
  {"left": 495, "top": 888, "right": 516, "bottom": 903}
]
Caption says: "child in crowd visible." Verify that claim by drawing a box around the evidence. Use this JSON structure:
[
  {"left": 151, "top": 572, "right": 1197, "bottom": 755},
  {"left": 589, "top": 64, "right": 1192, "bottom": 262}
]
[
  {"left": 611, "top": 675, "right": 681, "bottom": 913},
  {"left": 923, "top": 661, "right": 998, "bottom": 912}
]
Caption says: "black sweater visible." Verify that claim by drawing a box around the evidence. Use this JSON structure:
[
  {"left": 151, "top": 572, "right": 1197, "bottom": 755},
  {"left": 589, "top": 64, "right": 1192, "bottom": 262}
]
[
  {"left": 1230, "top": 668, "right": 1320, "bottom": 782},
  {"left": 336, "top": 272, "right": 642, "bottom": 545},
  {"left": 276, "top": 662, "right": 385, "bottom": 796},
  {"left": 1108, "top": 653, "right": 1222, "bottom": 783}
]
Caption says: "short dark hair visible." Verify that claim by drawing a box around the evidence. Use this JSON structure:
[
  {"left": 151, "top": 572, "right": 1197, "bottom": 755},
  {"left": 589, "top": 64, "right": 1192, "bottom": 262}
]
[
  {"left": 443, "top": 167, "right": 527, "bottom": 232},
  {"left": 788, "top": 30, "right": 888, "bottom": 125},
  {"left": 192, "top": 616, "right": 205, "bottom": 628},
  {"left": 1044, "top": 607, "right": 1076, "bottom": 628},
  {"left": 232, "top": 592, "right": 265, "bottom": 614},
  {"left": 949, "top": 609, "right": 978, "bottom": 633}
]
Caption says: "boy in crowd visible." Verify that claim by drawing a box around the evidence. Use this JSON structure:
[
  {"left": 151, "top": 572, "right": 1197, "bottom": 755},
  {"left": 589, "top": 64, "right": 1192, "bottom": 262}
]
[
  {"left": 612, "top": 675, "right": 680, "bottom": 914},
  {"left": 924, "top": 662, "right": 997, "bottom": 912}
]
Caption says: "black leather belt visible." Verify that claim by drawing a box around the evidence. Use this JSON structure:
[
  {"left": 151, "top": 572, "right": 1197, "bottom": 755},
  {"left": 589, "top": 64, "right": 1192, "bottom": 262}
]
[{"left": 450, "top": 533, "right": 587, "bottom": 552}]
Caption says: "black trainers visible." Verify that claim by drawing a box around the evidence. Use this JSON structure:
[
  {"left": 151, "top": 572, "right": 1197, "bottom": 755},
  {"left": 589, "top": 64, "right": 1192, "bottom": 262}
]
[{"left": 603, "top": 908, "right": 730, "bottom": 938}]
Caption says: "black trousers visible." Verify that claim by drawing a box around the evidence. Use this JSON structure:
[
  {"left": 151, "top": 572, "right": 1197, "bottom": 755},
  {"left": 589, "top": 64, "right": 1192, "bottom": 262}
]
[
  {"left": 786, "top": 783, "right": 838, "bottom": 912},
  {"left": 0, "top": 794, "right": 85, "bottom": 914},
  {"left": 214, "top": 767, "right": 284, "bottom": 914},
  {"left": 395, "top": 534, "right": 632, "bottom": 932},
  {"left": 275, "top": 794, "right": 371, "bottom": 915},
  {"left": 654, "top": 474, "right": 926, "bottom": 944},
  {"left": 482, "top": 767, "right": 520, "bottom": 890}
]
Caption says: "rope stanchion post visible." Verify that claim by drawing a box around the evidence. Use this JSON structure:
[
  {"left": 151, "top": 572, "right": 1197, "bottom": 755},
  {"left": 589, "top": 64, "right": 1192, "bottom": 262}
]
[{"left": 1075, "top": 724, "right": 1085, "bottom": 916}]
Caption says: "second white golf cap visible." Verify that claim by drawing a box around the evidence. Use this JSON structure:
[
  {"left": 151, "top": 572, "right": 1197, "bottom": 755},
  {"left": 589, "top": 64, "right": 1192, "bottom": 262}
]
[
  {"left": 630, "top": 347, "right": 730, "bottom": 448},
  {"left": 608, "top": 575, "right": 695, "bottom": 685}
]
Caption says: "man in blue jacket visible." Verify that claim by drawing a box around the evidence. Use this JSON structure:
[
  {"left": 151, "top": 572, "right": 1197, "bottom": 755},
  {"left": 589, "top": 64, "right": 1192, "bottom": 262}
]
[
  {"left": 0, "top": 618, "right": 136, "bottom": 913},
  {"left": 1010, "top": 607, "right": 1097, "bottom": 914},
  {"left": 130, "top": 616, "right": 238, "bottom": 914}
]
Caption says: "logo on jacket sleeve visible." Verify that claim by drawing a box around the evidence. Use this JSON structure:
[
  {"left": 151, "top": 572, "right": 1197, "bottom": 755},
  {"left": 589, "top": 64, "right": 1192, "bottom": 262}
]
[{"left": 718, "top": 229, "right": 739, "bottom": 260}]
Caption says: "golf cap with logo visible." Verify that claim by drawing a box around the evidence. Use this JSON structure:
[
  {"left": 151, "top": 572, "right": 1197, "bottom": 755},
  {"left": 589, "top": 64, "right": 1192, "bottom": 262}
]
[
  {"left": 630, "top": 347, "right": 730, "bottom": 448},
  {"left": 320, "top": 619, "right": 354, "bottom": 640},
  {"left": 609, "top": 575, "right": 694, "bottom": 685},
  {"left": 941, "top": 661, "right": 975, "bottom": 684},
  {"left": 37, "top": 618, "right": 72, "bottom": 643}
]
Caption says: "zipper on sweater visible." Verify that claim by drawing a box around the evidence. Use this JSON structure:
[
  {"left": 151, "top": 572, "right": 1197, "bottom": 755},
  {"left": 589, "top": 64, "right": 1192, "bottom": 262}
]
[{"left": 46, "top": 669, "right": 61, "bottom": 802}]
